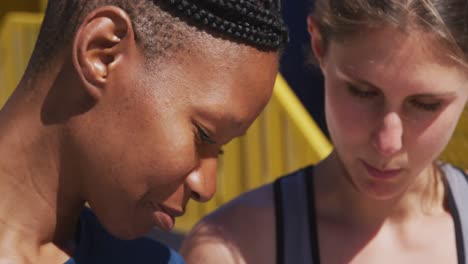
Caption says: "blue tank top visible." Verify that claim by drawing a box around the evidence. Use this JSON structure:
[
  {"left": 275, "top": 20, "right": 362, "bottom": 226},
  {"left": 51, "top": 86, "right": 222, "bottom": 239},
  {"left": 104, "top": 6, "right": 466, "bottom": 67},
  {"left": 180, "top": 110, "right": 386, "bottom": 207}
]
[
  {"left": 64, "top": 208, "right": 185, "bottom": 264},
  {"left": 274, "top": 163, "right": 467, "bottom": 264}
]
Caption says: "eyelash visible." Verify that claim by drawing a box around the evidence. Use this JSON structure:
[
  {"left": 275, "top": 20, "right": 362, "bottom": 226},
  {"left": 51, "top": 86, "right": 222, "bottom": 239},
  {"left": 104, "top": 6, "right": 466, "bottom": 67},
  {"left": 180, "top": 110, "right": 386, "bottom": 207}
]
[
  {"left": 347, "top": 84, "right": 378, "bottom": 98},
  {"left": 410, "top": 100, "right": 442, "bottom": 111},
  {"left": 196, "top": 125, "right": 215, "bottom": 144},
  {"left": 346, "top": 84, "right": 443, "bottom": 112},
  {"left": 195, "top": 125, "right": 224, "bottom": 156}
]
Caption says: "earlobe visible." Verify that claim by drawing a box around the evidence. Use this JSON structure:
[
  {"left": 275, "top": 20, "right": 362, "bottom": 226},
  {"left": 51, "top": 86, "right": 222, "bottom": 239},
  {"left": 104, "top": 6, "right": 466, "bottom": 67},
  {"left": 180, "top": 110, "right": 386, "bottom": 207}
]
[
  {"left": 73, "top": 6, "right": 134, "bottom": 100},
  {"left": 307, "top": 16, "right": 326, "bottom": 66}
]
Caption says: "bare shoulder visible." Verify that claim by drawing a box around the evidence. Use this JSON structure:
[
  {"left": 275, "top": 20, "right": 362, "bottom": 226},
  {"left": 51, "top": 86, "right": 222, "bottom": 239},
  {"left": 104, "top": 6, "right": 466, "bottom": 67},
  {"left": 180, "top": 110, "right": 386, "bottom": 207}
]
[{"left": 180, "top": 183, "right": 276, "bottom": 264}]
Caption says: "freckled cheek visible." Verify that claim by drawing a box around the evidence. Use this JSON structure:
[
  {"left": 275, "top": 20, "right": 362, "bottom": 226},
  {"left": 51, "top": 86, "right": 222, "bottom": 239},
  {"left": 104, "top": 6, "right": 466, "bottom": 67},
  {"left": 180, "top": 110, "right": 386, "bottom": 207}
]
[
  {"left": 407, "top": 115, "right": 457, "bottom": 163},
  {"left": 325, "top": 87, "right": 373, "bottom": 148}
]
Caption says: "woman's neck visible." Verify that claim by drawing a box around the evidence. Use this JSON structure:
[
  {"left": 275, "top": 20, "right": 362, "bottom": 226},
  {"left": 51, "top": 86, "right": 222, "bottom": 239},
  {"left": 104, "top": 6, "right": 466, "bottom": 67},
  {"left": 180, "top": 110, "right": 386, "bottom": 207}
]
[
  {"left": 314, "top": 152, "right": 447, "bottom": 229},
  {"left": 0, "top": 91, "right": 84, "bottom": 262}
]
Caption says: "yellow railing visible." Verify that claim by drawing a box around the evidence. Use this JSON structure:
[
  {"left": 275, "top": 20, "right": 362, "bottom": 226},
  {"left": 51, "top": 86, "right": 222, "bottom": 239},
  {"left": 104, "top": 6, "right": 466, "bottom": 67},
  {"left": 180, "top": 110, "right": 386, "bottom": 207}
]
[
  {"left": 175, "top": 75, "right": 333, "bottom": 231},
  {"left": 441, "top": 107, "right": 468, "bottom": 168},
  {"left": 2, "top": 9, "right": 466, "bottom": 234},
  {"left": 0, "top": 12, "right": 333, "bottom": 232},
  {"left": 40, "top": 0, "right": 48, "bottom": 11},
  {"left": 0, "top": 12, "right": 43, "bottom": 104}
]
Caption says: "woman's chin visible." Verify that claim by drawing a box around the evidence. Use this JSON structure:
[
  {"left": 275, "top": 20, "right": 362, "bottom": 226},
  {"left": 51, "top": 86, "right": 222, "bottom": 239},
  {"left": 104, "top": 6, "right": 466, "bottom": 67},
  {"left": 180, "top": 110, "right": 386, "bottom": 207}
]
[{"left": 356, "top": 182, "right": 407, "bottom": 201}]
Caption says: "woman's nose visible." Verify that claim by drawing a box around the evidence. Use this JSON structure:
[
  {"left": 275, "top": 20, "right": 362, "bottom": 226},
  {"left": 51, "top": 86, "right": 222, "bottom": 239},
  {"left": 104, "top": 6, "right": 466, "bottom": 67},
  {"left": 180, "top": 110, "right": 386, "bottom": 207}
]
[
  {"left": 185, "top": 157, "right": 217, "bottom": 203},
  {"left": 372, "top": 111, "right": 403, "bottom": 156}
]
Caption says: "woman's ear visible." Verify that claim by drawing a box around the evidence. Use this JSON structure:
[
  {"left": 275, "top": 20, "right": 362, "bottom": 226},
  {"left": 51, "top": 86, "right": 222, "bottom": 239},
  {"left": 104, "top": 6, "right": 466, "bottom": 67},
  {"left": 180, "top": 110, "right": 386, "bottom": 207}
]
[
  {"left": 307, "top": 16, "right": 326, "bottom": 67},
  {"left": 72, "top": 6, "right": 135, "bottom": 100}
]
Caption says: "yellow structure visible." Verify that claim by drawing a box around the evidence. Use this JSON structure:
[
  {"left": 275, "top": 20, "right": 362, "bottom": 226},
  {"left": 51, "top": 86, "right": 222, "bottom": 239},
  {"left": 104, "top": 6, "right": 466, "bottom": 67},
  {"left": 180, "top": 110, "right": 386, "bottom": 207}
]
[
  {"left": 0, "top": 1, "right": 43, "bottom": 18},
  {"left": 0, "top": 10, "right": 333, "bottom": 232},
  {"left": 1, "top": 1, "right": 466, "bottom": 232},
  {"left": 0, "top": 12, "right": 43, "bottom": 103},
  {"left": 176, "top": 74, "right": 333, "bottom": 231}
]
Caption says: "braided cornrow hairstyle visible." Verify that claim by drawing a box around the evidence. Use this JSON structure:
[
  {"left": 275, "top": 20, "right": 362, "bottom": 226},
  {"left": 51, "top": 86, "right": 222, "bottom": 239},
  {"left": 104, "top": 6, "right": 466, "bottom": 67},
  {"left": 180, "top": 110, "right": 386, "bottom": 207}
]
[
  {"left": 28, "top": 0, "right": 288, "bottom": 75},
  {"left": 162, "top": 0, "right": 289, "bottom": 50}
]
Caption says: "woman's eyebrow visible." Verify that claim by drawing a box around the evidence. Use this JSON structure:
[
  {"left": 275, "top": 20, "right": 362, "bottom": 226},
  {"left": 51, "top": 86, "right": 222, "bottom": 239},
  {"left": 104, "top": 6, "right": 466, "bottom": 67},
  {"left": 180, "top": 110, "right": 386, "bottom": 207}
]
[
  {"left": 409, "top": 92, "right": 457, "bottom": 98},
  {"left": 337, "top": 68, "right": 459, "bottom": 97},
  {"left": 405, "top": 92, "right": 457, "bottom": 108},
  {"left": 336, "top": 69, "right": 381, "bottom": 90}
]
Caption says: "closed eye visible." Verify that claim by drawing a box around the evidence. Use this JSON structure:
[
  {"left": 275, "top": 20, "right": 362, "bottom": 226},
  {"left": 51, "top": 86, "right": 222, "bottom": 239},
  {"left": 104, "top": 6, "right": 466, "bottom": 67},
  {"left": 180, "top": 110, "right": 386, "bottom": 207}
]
[
  {"left": 196, "top": 125, "right": 216, "bottom": 145},
  {"left": 347, "top": 84, "right": 379, "bottom": 98},
  {"left": 410, "top": 99, "right": 443, "bottom": 111}
]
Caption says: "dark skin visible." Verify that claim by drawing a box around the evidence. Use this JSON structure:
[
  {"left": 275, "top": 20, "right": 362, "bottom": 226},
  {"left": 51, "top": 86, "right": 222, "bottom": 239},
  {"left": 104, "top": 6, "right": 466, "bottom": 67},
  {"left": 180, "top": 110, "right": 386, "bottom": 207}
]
[
  {"left": 0, "top": 5, "right": 279, "bottom": 263},
  {"left": 181, "top": 17, "right": 468, "bottom": 264}
]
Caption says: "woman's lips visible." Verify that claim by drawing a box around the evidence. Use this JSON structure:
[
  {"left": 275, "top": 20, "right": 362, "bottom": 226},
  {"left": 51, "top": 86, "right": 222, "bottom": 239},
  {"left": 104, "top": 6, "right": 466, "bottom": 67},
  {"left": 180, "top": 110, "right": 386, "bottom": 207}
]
[
  {"left": 362, "top": 160, "right": 403, "bottom": 180},
  {"left": 150, "top": 203, "right": 183, "bottom": 231},
  {"left": 152, "top": 210, "right": 174, "bottom": 231}
]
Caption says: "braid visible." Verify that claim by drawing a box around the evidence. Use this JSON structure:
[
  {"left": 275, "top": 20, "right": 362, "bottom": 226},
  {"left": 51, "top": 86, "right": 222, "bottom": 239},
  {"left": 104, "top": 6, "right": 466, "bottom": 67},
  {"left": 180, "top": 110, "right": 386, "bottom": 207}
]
[
  {"left": 29, "top": 0, "right": 287, "bottom": 75},
  {"left": 163, "top": 0, "right": 288, "bottom": 50}
]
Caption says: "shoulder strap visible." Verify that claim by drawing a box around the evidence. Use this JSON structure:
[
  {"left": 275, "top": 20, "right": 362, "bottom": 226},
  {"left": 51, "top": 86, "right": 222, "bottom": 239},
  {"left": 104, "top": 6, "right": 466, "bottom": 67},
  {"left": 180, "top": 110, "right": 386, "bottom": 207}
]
[
  {"left": 274, "top": 177, "right": 285, "bottom": 264},
  {"left": 274, "top": 167, "right": 315, "bottom": 264},
  {"left": 442, "top": 163, "right": 468, "bottom": 264}
]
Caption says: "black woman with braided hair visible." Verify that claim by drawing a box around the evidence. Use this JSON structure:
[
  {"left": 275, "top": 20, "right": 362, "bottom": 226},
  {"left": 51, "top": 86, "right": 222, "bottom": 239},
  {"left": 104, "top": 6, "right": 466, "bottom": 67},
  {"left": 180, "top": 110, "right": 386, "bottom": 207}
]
[
  {"left": 181, "top": 0, "right": 468, "bottom": 264},
  {"left": 0, "top": 0, "right": 287, "bottom": 263}
]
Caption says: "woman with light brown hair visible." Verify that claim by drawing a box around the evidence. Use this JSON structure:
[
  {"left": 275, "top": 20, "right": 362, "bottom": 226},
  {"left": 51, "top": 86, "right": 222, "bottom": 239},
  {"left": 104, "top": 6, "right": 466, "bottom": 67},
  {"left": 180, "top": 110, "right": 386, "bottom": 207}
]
[{"left": 181, "top": 1, "right": 468, "bottom": 263}]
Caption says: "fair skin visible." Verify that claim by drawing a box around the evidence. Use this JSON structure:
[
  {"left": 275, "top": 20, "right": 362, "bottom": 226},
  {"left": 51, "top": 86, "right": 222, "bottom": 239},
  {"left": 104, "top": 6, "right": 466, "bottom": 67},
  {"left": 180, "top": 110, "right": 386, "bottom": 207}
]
[
  {"left": 181, "top": 19, "right": 468, "bottom": 264},
  {"left": 0, "top": 6, "right": 278, "bottom": 263}
]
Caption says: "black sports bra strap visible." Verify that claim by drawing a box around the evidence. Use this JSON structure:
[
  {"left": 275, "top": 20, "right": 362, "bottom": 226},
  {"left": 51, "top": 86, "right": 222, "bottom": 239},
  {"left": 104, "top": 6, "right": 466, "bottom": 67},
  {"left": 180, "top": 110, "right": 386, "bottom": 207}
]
[
  {"left": 274, "top": 178, "right": 285, "bottom": 264},
  {"left": 274, "top": 166, "right": 315, "bottom": 264},
  {"left": 305, "top": 166, "right": 321, "bottom": 264}
]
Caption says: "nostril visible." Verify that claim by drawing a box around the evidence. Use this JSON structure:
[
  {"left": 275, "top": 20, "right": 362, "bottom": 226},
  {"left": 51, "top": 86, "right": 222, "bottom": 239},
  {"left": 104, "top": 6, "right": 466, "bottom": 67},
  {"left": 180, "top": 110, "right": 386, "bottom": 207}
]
[
  {"left": 186, "top": 158, "right": 217, "bottom": 203},
  {"left": 191, "top": 191, "right": 201, "bottom": 202}
]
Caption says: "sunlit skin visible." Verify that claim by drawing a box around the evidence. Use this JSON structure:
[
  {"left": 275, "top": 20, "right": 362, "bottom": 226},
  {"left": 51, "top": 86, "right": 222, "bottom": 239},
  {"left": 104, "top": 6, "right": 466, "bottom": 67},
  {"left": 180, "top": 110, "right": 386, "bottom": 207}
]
[
  {"left": 72, "top": 24, "right": 278, "bottom": 239},
  {"left": 180, "top": 22, "right": 468, "bottom": 264},
  {"left": 319, "top": 27, "right": 468, "bottom": 202},
  {"left": 310, "top": 24, "right": 468, "bottom": 263},
  {"left": 0, "top": 6, "right": 278, "bottom": 263}
]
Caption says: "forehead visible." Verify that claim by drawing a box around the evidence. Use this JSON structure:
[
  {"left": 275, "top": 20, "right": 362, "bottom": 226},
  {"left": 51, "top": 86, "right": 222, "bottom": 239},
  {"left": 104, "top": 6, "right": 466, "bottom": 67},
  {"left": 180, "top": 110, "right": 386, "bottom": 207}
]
[
  {"left": 192, "top": 45, "right": 278, "bottom": 135},
  {"left": 151, "top": 34, "right": 279, "bottom": 137},
  {"left": 327, "top": 28, "right": 468, "bottom": 94}
]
